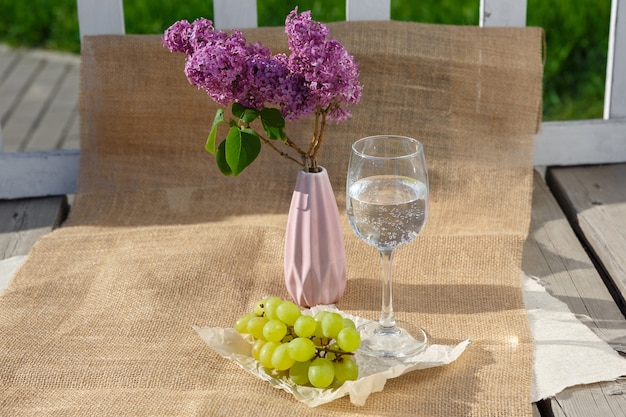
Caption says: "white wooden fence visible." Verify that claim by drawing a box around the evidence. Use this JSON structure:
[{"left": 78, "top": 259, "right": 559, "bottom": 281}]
[{"left": 0, "top": 0, "right": 624, "bottom": 199}]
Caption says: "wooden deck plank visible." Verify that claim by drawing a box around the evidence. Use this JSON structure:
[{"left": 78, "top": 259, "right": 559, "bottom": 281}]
[
  {"left": 0, "top": 196, "right": 68, "bottom": 260},
  {"left": 524, "top": 171, "right": 626, "bottom": 417},
  {"left": 525, "top": 171, "right": 626, "bottom": 352},
  {"left": 0, "top": 53, "right": 40, "bottom": 128},
  {"left": 0, "top": 46, "right": 20, "bottom": 85},
  {"left": 26, "top": 63, "right": 79, "bottom": 151},
  {"left": 2, "top": 60, "right": 67, "bottom": 152},
  {"left": 1, "top": 46, "right": 81, "bottom": 153},
  {"left": 551, "top": 380, "right": 626, "bottom": 417},
  {"left": 547, "top": 163, "right": 626, "bottom": 311},
  {"left": 60, "top": 110, "right": 80, "bottom": 149}
]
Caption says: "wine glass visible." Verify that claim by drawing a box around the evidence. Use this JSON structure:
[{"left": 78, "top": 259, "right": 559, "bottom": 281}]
[{"left": 346, "top": 135, "right": 429, "bottom": 358}]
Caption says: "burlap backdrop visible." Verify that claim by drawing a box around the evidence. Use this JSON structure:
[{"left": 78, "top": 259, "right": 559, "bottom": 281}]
[{"left": 0, "top": 22, "right": 543, "bottom": 416}]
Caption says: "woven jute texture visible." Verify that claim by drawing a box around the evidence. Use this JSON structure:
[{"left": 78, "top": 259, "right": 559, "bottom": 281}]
[{"left": 0, "top": 22, "right": 543, "bottom": 416}]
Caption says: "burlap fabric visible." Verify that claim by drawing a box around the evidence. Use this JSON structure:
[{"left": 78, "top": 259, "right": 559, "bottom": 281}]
[{"left": 0, "top": 22, "right": 543, "bottom": 416}]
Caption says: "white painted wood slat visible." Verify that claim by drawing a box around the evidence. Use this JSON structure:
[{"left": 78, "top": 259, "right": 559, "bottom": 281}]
[
  {"left": 480, "top": 0, "right": 527, "bottom": 27},
  {"left": 346, "top": 0, "right": 391, "bottom": 21},
  {"left": 0, "top": 150, "right": 79, "bottom": 198},
  {"left": 604, "top": 0, "right": 626, "bottom": 118},
  {"left": 76, "top": 0, "right": 125, "bottom": 38},
  {"left": 534, "top": 119, "right": 626, "bottom": 166},
  {"left": 213, "top": 0, "right": 258, "bottom": 30}
]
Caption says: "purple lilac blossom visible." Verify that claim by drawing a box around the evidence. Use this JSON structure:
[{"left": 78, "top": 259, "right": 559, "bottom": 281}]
[
  {"left": 239, "top": 45, "right": 288, "bottom": 110},
  {"left": 284, "top": 9, "right": 362, "bottom": 122},
  {"left": 162, "top": 8, "right": 362, "bottom": 122},
  {"left": 184, "top": 29, "right": 250, "bottom": 106},
  {"left": 162, "top": 20, "right": 194, "bottom": 55},
  {"left": 188, "top": 18, "right": 227, "bottom": 51}
]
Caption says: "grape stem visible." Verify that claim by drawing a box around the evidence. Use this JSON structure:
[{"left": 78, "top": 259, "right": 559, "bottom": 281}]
[{"left": 315, "top": 346, "right": 354, "bottom": 357}]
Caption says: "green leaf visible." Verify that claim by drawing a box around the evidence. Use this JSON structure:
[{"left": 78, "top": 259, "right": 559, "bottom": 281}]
[
  {"left": 225, "top": 126, "right": 262, "bottom": 176},
  {"left": 215, "top": 140, "right": 232, "bottom": 176},
  {"left": 206, "top": 108, "right": 225, "bottom": 155},
  {"left": 263, "top": 124, "right": 286, "bottom": 140},
  {"left": 232, "top": 103, "right": 259, "bottom": 124},
  {"left": 260, "top": 107, "right": 286, "bottom": 140},
  {"left": 260, "top": 107, "right": 285, "bottom": 127}
]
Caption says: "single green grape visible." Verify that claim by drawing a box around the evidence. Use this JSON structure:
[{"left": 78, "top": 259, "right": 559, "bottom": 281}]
[
  {"left": 234, "top": 312, "right": 255, "bottom": 334},
  {"left": 308, "top": 357, "right": 335, "bottom": 388},
  {"left": 246, "top": 316, "right": 268, "bottom": 340},
  {"left": 262, "top": 319, "right": 287, "bottom": 342},
  {"left": 336, "top": 327, "right": 361, "bottom": 352},
  {"left": 293, "top": 315, "right": 317, "bottom": 338},
  {"left": 289, "top": 360, "right": 311, "bottom": 385},
  {"left": 287, "top": 337, "right": 317, "bottom": 362},
  {"left": 343, "top": 318, "right": 357, "bottom": 329},
  {"left": 313, "top": 319, "right": 325, "bottom": 338},
  {"left": 251, "top": 339, "right": 265, "bottom": 361},
  {"left": 314, "top": 310, "right": 329, "bottom": 323},
  {"left": 334, "top": 356, "right": 358, "bottom": 383},
  {"left": 264, "top": 296, "right": 283, "bottom": 320},
  {"left": 259, "top": 341, "right": 279, "bottom": 369},
  {"left": 321, "top": 312, "right": 344, "bottom": 338},
  {"left": 254, "top": 298, "right": 267, "bottom": 317},
  {"left": 271, "top": 343, "right": 296, "bottom": 371},
  {"left": 276, "top": 300, "right": 301, "bottom": 326}
]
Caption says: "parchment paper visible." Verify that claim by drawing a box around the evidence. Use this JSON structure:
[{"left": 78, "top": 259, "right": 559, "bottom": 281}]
[{"left": 194, "top": 306, "right": 470, "bottom": 407}]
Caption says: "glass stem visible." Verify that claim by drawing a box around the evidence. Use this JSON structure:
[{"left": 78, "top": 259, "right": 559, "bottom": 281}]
[{"left": 378, "top": 249, "right": 396, "bottom": 329}]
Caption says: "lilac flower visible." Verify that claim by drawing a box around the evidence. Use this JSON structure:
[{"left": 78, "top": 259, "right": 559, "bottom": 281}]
[
  {"left": 163, "top": 9, "right": 362, "bottom": 121},
  {"left": 267, "top": 54, "right": 316, "bottom": 120},
  {"left": 162, "top": 20, "right": 194, "bottom": 55},
  {"left": 238, "top": 45, "right": 288, "bottom": 110},
  {"left": 188, "top": 18, "right": 227, "bottom": 51},
  {"left": 183, "top": 31, "right": 245, "bottom": 106},
  {"left": 284, "top": 8, "right": 363, "bottom": 121},
  {"left": 163, "top": 8, "right": 363, "bottom": 172}
]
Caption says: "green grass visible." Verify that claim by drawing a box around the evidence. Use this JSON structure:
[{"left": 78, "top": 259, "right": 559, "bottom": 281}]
[{"left": 0, "top": 0, "right": 612, "bottom": 121}]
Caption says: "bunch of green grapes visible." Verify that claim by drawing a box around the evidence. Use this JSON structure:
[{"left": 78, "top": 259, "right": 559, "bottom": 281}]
[{"left": 234, "top": 296, "right": 361, "bottom": 388}]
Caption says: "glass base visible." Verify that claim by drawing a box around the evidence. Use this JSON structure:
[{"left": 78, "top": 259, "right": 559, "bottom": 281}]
[{"left": 358, "top": 320, "right": 428, "bottom": 358}]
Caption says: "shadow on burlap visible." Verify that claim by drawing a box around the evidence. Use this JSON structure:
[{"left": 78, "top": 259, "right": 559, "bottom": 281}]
[{"left": 0, "top": 22, "right": 543, "bottom": 416}]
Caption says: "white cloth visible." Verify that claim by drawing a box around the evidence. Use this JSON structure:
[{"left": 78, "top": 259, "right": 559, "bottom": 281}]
[
  {"left": 0, "top": 255, "right": 26, "bottom": 293},
  {"left": 523, "top": 273, "right": 626, "bottom": 401}
]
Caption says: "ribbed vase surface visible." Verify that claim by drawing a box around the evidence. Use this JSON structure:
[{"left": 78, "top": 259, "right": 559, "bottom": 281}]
[{"left": 284, "top": 167, "right": 347, "bottom": 307}]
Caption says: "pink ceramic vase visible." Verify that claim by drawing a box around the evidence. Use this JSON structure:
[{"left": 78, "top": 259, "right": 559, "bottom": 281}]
[{"left": 284, "top": 167, "right": 347, "bottom": 307}]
